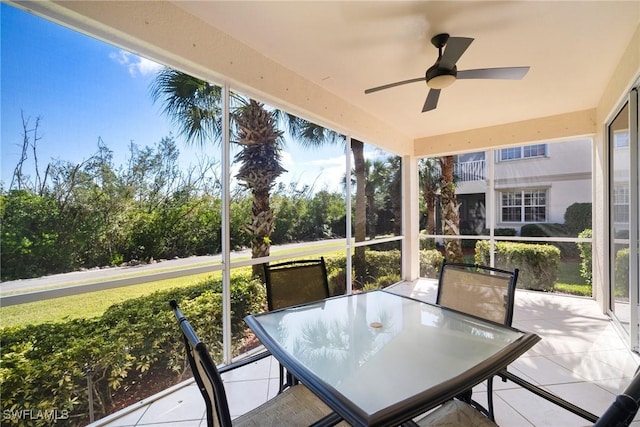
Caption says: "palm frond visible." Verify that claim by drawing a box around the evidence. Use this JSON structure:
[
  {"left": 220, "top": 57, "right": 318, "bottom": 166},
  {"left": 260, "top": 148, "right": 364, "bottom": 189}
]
[
  {"left": 149, "top": 68, "right": 223, "bottom": 147},
  {"left": 286, "top": 114, "right": 344, "bottom": 149}
]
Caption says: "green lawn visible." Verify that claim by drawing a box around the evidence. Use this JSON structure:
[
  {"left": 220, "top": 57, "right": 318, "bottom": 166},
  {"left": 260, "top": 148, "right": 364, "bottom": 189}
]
[
  {"left": 1, "top": 256, "right": 592, "bottom": 328},
  {"left": 0, "top": 272, "right": 221, "bottom": 328},
  {"left": 555, "top": 260, "right": 591, "bottom": 296}
]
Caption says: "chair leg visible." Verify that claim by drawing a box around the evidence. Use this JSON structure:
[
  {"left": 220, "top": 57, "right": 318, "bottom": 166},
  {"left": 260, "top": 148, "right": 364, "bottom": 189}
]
[
  {"left": 278, "top": 363, "right": 298, "bottom": 393},
  {"left": 487, "top": 376, "right": 496, "bottom": 421},
  {"left": 278, "top": 363, "right": 286, "bottom": 394}
]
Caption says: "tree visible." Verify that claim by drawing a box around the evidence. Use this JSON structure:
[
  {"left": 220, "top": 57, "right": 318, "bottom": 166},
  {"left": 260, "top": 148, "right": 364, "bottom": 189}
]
[
  {"left": 419, "top": 158, "right": 439, "bottom": 235},
  {"left": 285, "top": 118, "right": 368, "bottom": 286},
  {"left": 151, "top": 69, "right": 286, "bottom": 276},
  {"left": 439, "top": 156, "right": 463, "bottom": 262},
  {"left": 364, "top": 159, "right": 384, "bottom": 238},
  {"left": 152, "top": 69, "right": 378, "bottom": 285},
  {"left": 234, "top": 100, "right": 286, "bottom": 265}
]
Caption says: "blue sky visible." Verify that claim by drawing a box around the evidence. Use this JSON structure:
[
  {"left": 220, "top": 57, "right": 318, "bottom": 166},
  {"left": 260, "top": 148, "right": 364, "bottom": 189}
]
[{"left": 1, "top": 3, "right": 352, "bottom": 192}]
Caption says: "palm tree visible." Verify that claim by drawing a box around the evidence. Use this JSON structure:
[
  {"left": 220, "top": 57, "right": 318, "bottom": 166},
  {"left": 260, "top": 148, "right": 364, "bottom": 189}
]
[
  {"left": 385, "top": 156, "right": 402, "bottom": 236},
  {"left": 234, "top": 100, "right": 286, "bottom": 266},
  {"left": 287, "top": 120, "right": 368, "bottom": 288},
  {"left": 439, "top": 155, "right": 463, "bottom": 262},
  {"left": 364, "top": 159, "right": 387, "bottom": 239},
  {"left": 419, "top": 158, "right": 439, "bottom": 236},
  {"left": 151, "top": 69, "right": 378, "bottom": 286},
  {"left": 150, "top": 69, "right": 285, "bottom": 276}
]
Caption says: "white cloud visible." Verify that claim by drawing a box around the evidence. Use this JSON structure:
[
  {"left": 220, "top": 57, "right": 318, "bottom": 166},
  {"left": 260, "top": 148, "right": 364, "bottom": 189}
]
[{"left": 109, "top": 50, "right": 162, "bottom": 77}]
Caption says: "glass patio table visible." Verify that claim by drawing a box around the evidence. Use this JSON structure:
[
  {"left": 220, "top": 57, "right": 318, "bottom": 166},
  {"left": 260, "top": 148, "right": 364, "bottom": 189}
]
[{"left": 244, "top": 289, "right": 540, "bottom": 427}]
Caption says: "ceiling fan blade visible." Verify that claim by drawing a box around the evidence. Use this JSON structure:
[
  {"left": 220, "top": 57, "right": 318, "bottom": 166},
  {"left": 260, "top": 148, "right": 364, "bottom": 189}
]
[
  {"left": 439, "top": 37, "right": 474, "bottom": 69},
  {"left": 422, "top": 89, "right": 441, "bottom": 112},
  {"left": 364, "top": 77, "right": 425, "bottom": 94},
  {"left": 457, "top": 66, "right": 530, "bottom": 80}
]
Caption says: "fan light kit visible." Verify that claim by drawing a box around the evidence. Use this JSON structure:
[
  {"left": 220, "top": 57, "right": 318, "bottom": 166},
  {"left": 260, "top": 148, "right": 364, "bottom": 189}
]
[
  {"left": 427, "top": 74, "right": 456, "bottom": 89},
  {"left": 365, "top": 33, "right": 530, "bottom": 112}
]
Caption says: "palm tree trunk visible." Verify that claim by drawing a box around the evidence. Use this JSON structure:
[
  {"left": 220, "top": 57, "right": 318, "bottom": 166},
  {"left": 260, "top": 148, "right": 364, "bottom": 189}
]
[
  {"left": 249, "top": 188, "right": 274, "bottom": 276},
  {"left": 234, "top": 100, "right": 286, "bottom": 277},
  {"left": 352, "top": 139, "right": 366, "bottom": 288},
  {"left": 440, "top": 156, "right": 463, "bottom": 262},
  {"left": 425, "top": 184, "right": 437, "bottom": 235}
]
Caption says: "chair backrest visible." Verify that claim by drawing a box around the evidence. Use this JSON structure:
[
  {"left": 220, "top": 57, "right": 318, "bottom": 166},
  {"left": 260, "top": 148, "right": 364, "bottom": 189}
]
[
  {"left": 263, "top": 257, "right": 330, "bottom": 311},
  {"left": 595, "top": 367, "right": 640, "bottom": 426},
  {"left": 169, "top": 300, "right": 232, "bottom": 427},
  {"left": 436, "top": 260, "right": 518, "bottom": 326}
]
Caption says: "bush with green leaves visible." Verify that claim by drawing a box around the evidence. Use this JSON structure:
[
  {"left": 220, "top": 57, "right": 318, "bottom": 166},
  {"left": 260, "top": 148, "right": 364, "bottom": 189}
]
[
  {"left": 520, "top": 222, "right": 578, "bottom": 258},
  {"left": 475, "top": 240, "right": 560, "bottom": 291},
  {"left": 615, "top": 248, "right": 630, "bottom": 298},
  {"left": 564, "top": 203, "right": 592, "bottom": 235},
  {"left": 363, "top": 249, "right": 401, "bottom": 283},
  {"left": 420, "top": 249, "right": 444, "bottom": 278},
  {"left": 0, "top": 274, "right": 265, "bottom": 426},
  {"left": 577, "top": 229, "right": 592, "bottom": 285}
]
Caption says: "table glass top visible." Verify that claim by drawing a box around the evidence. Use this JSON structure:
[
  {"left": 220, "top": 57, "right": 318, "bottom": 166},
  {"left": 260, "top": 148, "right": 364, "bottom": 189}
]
[{"left": 249, "top": 290, "right": 533, "bottom": 421}]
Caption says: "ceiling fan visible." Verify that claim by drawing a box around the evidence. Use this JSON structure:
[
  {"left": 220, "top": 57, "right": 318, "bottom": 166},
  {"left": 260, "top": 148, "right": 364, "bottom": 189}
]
[{"left": 364, "top": 33, "right": 530, "bottom": 112}]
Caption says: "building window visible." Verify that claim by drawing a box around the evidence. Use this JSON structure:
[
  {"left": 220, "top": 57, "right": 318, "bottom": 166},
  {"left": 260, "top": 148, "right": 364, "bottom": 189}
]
[
  {"left": 501, "top": 189, "right": 547, "bottom": 222},
  {"left": 614, "top": 184, "right": 629, "bottom": 223},
  {"left": 614, "top": 131, "right": 629, "bottom": 149},
  {"left": 499, "top": 144, "right": 547, "bottom": 161}
]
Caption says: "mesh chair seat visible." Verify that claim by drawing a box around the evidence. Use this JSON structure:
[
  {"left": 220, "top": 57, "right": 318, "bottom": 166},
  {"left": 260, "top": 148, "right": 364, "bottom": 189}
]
[
  {"left": 418, "top": 366, "right": 640, "bottom": 426},
  {"left": 169, "top": 300, "right": 340, "bottom": 427},
  {"left": 234, "top": 384, "right": 337, "bottom": 427},
  {"left": 417, "top": 400, "right": 498, "bottom": 427}
]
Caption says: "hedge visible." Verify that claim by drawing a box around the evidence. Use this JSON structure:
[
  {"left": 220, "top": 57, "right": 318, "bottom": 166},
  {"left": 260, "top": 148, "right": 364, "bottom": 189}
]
[
  {"left": 615, "top": 248, "right": 630, "bottom": 298},
  {"left": 475, "top": 241, "right": 561, "bottom": 291},
  {"left": 420, "top": 249, "right": 444, "bottom": 278},
  {"left": 520, "top": 223, "right": 578, "bottom": 258},
  {"left": 2, "top": 249, "right": 425, "bottom": 425},
  {"left": 0, "top": 274, "right": 265, "bottom": 426},
  {"left": 577, "top": 229, "right": 592, "bottom": 285},
  {"left": 564, "top": 203, "right": 592, "bottom": 235}
]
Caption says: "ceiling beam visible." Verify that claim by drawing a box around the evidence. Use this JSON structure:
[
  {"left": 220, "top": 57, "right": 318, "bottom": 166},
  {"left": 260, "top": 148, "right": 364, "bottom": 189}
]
[{"left": 413, "top": 109, "right": 596, "bottom": 157}]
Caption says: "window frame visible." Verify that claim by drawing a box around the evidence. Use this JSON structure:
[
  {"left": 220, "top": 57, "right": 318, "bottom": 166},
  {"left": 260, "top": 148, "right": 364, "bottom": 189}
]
[
  {"left": 500, "top": 189, "right": 548, "bottom": 223},
  {"left": 499, "top": 144, "right": 547, "bottom": 162}
]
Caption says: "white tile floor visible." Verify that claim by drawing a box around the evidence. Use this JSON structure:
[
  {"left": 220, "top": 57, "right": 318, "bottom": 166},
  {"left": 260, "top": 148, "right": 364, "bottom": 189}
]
[{"left": 90, "top": 280, "right": 640, "bottom": 426}]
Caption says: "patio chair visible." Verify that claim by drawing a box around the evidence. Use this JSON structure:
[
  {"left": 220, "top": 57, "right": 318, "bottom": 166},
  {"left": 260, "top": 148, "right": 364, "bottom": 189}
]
[
  {"left": 263, "top": 257, "right": 330, "bottom": 393},
  {"left": 169, "top": 300, "right": 341, "bottom": 427},
  {"left": 263, "top": 257, "right": 330, "bottom": 311},
  {"left": 435, "top": 260, "right": 519, "bottom": 421},
  {"left": 417, "top": 365, "right": 640, "bottom": 426}
]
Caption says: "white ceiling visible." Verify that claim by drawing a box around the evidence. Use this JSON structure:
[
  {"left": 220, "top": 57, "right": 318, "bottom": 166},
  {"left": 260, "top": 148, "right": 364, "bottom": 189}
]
[{"left": 174, "top": 1, "right": 640, "bottom": 140}]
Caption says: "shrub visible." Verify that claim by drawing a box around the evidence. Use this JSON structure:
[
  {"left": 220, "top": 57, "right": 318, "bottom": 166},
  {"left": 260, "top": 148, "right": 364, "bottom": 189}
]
[
  {"left": 420, "top": 236, "right": 437, "bottom": 250},
  {"left": 615, "top": 248, "right": 630, "bottom": 298},
  {"left": 0, "top": 275, "right": 265, "bottom": 426},
  {"left": 520, "top": 223, "right": 569, "bottom": 237},
  {"left": 564, "top": 203, "right": 592, "bottom": 235},
  {"left": 481, "top": 228, "right": 517, "bottom": 236},
  {"left": 520, "top": 223, "right": 577, "bottom": 258},
  {"left": 577, "top": 229, "right": 592, "bottom": 285},
  {"left": 362, "top": 249, "right": 401, "bottom": 285},
  {"left": 475, "top": 240, "right": 561, "bottom": 291},
  {"left": 420, "top": 249, "right": 444, "bottom": 278}
]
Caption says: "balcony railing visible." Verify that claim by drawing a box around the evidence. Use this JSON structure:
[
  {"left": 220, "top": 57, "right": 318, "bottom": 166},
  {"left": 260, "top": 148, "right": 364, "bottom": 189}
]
[{"left": 430, "top": 159, "right": 486, "bottom": 182}]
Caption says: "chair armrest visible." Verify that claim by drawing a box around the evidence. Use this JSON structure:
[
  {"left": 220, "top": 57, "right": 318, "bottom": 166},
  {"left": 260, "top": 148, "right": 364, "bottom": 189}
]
[{"left": 218, "top": 349, "right": 272, "bottom": 374}]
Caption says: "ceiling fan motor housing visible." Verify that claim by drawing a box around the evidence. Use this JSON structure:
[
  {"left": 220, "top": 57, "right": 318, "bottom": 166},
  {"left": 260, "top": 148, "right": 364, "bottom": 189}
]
[{"left": 426, "top": 64, "right": 457, "bottom": 89}]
